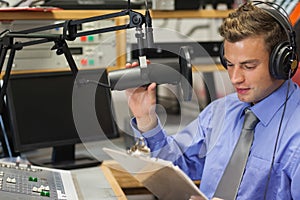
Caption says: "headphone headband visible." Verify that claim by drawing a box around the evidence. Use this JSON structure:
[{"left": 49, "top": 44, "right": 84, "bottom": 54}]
[
  {"left": 252, "top": 1, "right": 297, "bottom": 54},
  {"left": 220, "top": 1, "right": 299, "bottom": 79}
]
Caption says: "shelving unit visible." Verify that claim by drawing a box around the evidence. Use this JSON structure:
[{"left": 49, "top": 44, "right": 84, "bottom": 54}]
[
  {"left": 0, "top": 8, "right": 231, "bottom": 73},
  {"left": 0, "top": 9, "right": 231, "bottom": 20}
]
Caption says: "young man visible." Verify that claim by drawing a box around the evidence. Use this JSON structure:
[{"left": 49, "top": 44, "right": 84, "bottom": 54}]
[{"left": 126, "top": 2, "right": 300, "bottom": 199}]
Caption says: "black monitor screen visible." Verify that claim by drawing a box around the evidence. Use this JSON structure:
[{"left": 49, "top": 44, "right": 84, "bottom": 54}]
[{"left": 5, "top": 69, "right": 119, "bottom": 169}]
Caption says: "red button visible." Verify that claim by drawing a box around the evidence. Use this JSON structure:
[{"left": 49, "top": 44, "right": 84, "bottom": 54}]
[
  {"left": 81, "top": 59, "right": 88, "bottom": 65},
  {"left": 80, "top": 36, "right": 87, "bottom": 42}
]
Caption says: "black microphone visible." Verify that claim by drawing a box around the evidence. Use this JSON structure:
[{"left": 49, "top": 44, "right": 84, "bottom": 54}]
[
  {"left": 108, "top": 62, "right": 180, "bottom": 89},
  {"left": 108, "top": 46, "right": 193, "bottom": 101}
]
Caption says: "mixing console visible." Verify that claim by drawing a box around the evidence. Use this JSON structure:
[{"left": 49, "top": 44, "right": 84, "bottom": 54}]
[{"left": 0, "top": 159, "right": 78, "bottom": 200}]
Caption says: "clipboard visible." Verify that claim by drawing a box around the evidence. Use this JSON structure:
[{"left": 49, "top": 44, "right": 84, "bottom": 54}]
[{"left": 103, "top": 147, "right": 208, "bottom": 200}]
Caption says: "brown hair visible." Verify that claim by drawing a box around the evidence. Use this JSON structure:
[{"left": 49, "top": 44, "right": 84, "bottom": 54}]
[{"left": 219, "top": 2, "right": 288, "bottom": 54}]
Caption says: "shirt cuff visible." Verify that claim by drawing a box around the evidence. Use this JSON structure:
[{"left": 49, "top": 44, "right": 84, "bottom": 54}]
[{"left": 130, "top": 117, "right": 166, "bottom": 143}]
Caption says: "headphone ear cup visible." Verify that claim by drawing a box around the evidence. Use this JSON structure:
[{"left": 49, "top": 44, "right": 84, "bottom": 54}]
[
  {"left": 269, "top": 41, "right": 296, "bottom": 79},
  {"left": 219, "top": 43, "right": 227, "bottom": 69}
]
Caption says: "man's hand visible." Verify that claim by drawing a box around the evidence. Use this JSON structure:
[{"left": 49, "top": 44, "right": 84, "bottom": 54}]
[{"left": 125, "top": 62, "right": 157, "bottom": 132}]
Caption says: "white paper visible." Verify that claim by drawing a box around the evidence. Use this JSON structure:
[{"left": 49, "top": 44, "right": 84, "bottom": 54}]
[{"left": 103, "top": 147, "right": 208, "bottom": 200}]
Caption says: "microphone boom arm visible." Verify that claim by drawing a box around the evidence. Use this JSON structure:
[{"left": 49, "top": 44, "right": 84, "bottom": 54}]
[{"left": 0, "top": 8, "right": 148, "bottom": 114}]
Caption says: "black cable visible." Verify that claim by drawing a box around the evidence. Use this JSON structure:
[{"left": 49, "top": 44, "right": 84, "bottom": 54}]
[
  {"left": 263, "top": 71, "right": 291, "bottom": 199},
  {"left": 0, "top": 29, "right": 9, "bottom": 37},
  {"left": 0, "top": 115, "right": 12, "bottom": 158},
  {"left": 29, "top": 0, "right": 45, "bottom": 7},
  {"left": 77, "top": 79, "right": 111, "bottom": 89},
  {"left": 144, "top": 0, "right": 149, "bottom": 10},
  {"left": 12, "top": 0, "right": 27, "bottom": 7}
]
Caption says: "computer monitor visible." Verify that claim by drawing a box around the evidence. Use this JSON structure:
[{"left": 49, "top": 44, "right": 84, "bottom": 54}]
[{"left": 4, "top": 69, "right": 119, "bottom": 169}]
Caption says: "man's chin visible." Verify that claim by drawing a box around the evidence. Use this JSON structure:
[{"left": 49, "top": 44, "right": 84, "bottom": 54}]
[
  {"left": 237, "top": 95, "right": 253, "bottom": 103},
  {"left": 238, "top": 95, "right": 261, "bottom": 104}
]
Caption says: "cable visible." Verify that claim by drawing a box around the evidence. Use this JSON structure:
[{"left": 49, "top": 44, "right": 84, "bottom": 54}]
[
  {"left": 0, "top": 115, "right": 12, "bottom": 158},
  {"left": 144, "top": 0, "right": 148, "bottom": 9},
  {"left": 77, "top": 79, "right": 111, "bottom": 89},
  {"left": 11, "top": 0, "right": 27, "bottom": 7},
  {"left": 0, "top": 29, "right": 9, "bottom": 37},
  {"left": 29, "top": 0, "right": 45, "bottom": 7},
  {"left": 127, "top": 0, "right": 130, "bottom": 9},
  {"left": 144, "top": 0, "right": 154, "bottom": 48},
  {"left": 263, "top": 71, "right": 291, "bottom": 199}
]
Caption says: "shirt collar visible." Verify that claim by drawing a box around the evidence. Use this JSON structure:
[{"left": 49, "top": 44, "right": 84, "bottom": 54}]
[{"left": 250, "top": 80, "right": 296, "bottom": 126}]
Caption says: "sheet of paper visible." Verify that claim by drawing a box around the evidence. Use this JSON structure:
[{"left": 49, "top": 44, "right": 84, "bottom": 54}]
[{"left": 103, "top": 147, "right": 208, "bottom": 200}]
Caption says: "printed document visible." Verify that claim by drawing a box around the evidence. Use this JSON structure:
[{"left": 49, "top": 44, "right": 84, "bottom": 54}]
[{"left": 103, "top": 147, "right": 208, "bottom": 200}]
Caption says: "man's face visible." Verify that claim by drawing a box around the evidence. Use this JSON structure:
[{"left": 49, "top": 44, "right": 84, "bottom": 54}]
[{"left": 223, "top": 36, "right": 285, "bottom": 103}]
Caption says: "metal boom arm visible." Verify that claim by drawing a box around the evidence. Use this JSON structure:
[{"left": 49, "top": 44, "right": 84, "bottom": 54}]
[{"left": 0, "top": 8, "right": 147, "bottom": 113}]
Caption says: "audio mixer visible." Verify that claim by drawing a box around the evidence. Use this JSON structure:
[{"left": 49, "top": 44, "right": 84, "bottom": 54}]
[{"left": 0, "top": 159, "right": 78, "bottom": 200}]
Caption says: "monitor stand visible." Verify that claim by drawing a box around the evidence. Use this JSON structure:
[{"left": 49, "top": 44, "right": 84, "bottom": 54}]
[{"left": 29, "top": 145, "right": 102, "bottom": 170}]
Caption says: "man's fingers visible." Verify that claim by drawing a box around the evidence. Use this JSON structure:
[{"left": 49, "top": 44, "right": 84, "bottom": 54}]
[
  {"left": 147, "top": 83, "right": 156, "bottom": 91},
  {"left": 125, "top": 61, "right": 140, "bottom": 69}
]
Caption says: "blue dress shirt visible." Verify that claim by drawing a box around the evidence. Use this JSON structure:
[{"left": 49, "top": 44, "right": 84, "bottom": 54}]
[{"left": 131, "top": 80, "right": 300, "bottom": 199}]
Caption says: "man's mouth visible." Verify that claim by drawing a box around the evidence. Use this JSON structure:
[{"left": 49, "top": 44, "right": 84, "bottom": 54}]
[{"left": 236, "top": 88, "right": 250, "bottom": 94}]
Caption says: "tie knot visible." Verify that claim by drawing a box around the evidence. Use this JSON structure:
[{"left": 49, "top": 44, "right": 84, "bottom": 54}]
[{"left": 243, "top": 109, "right": 260, "bottom": 130}]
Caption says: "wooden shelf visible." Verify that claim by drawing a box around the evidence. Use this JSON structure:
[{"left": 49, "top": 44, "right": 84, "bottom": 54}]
[
  {"left": 151, "top": 9, "right": 231, "bottom": 19},
  {"left": 0, "top": 9, "right": 232, "bottom": 20},
  {"left": 193, "top": 64, "right": 225, "bottom": 72}
]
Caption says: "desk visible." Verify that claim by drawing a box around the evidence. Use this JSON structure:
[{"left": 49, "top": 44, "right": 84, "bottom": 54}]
[
  {"left": 70, "top": 160, "right": 152, "bottom": 200},
  {"left": 19, "top": 138, "right": 131, "bottom": 199},
  {"left": 72, "top": 164, "right": 128, "bottom": 200}
]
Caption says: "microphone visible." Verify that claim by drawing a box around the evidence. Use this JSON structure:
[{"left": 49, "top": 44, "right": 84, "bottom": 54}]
[
  {"left": 76, "top": 9, "right": 193, "bottom": 101},
  {"left": 108, "top": 62, "right": 180, "bottom": 89},
  {"left": 108, "top": 46, "right": 193, "bottom": 101}
]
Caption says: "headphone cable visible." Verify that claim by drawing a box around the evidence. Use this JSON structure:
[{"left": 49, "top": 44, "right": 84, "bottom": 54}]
[{"left": 263, "top": 71, "right": 291, "bottom": 200}]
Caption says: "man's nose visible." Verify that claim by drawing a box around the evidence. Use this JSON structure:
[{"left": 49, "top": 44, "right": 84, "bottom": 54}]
[{"left": 229, "top": 66, "right": 244, "bottom": 84}]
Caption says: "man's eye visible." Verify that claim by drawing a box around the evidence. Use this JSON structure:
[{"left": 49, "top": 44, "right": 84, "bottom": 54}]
[{"left": 244, "top": 65, "right": 256, "bottom": 70}]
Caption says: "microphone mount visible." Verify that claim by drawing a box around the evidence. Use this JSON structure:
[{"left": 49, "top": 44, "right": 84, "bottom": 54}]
[
  {"left": 0, "top": 0, "right": 194, "bottom": 116},
  {"left": 0, "top": 6, "right": 148, "bottom": 114}
]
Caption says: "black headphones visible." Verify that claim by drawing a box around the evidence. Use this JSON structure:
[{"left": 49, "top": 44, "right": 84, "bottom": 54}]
[{"left": 220, "top": 1, "right": 299, "bottom": 80}]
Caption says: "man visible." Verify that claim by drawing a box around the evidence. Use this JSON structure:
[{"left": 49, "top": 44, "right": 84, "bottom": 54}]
[{"left": 126, "top": 2, "right": 300, "bottom": 199}]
